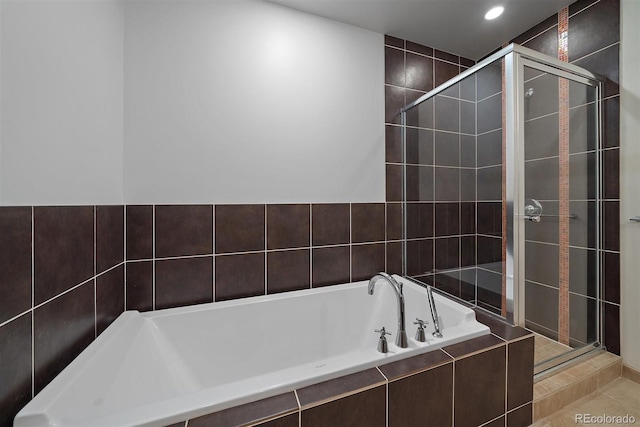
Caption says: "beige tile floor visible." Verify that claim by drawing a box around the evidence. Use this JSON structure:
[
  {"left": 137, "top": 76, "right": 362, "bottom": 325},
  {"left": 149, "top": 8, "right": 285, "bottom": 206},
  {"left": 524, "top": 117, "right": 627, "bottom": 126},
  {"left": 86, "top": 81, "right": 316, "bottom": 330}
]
[
  {"left": 533, "top": 377, "right": 640, "bottom": 426},
  {"left": 535, "top": 333, "right": 573, "bottom": 365}
]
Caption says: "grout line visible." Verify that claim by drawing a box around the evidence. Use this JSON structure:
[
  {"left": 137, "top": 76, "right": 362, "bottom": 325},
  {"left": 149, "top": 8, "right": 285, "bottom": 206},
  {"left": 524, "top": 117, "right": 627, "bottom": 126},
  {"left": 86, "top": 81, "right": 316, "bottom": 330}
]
[
  {"left": 309, "top": 204, "right": 313, "bottom": 288},
  {"left": 264, "top": 205, "right": 267, "bottom": 295},
  {"left": 152, "top": 205, "right": 156, "bottom": 310},
  {"left": 569, "top": 40, "right": 618, "bottom": 65},
  {"left": 124, "top": 206, "right": 127, "bottom": 311},
  {"left": 211, "top": 205, "right": 216, "bottom": 302},
  {"left": 31, "top": 206, "right": 35, "bottom": 399},
  {"left": 94, "top": 206, "right": 97, "bottom": 339},
  {"left": 32, "top": 277, "right": 96, "bottom": 311}
]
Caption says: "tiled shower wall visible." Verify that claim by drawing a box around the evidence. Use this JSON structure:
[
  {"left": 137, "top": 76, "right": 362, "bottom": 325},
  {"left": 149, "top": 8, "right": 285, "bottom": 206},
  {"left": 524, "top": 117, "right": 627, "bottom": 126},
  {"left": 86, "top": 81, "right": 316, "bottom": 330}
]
[
  {"left": 387, "top": 0, "right": 621, "bottom": 354},
  {"left": 509, "top": 0, "right": 621, "bottom": 353},
  {"left": 0, "top": 203, "right": 401, "bottom": 426}
]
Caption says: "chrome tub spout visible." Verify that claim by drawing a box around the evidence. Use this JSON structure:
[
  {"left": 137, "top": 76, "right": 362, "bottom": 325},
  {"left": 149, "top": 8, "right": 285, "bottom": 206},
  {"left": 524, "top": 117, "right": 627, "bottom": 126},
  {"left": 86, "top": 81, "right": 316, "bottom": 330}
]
[{"left": 367, "top": 272, "right": 408, "bottom": 348}]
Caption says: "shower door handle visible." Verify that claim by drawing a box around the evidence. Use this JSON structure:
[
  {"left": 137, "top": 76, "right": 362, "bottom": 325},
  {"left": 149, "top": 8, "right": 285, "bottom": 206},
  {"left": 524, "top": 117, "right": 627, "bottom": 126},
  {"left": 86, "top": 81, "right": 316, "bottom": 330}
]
[
  {"left": 630, "top": 217, "right": 640, "bottom": 222},
  {"left": 524, "top": 199, "right": 543, "bottom": 222}
]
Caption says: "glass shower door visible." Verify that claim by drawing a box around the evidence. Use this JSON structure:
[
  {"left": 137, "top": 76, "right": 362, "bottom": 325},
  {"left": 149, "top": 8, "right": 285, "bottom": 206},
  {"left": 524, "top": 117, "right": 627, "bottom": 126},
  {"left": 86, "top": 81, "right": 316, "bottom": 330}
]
[{"left": 520, "top": 62, "right": 600, "bottom": 368}]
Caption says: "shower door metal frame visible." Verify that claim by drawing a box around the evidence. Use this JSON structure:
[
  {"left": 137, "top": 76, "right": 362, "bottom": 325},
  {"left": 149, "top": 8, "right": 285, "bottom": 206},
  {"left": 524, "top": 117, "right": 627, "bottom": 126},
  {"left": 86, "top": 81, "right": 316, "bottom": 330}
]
[
  {"left": 401, "top": 44, "right": 604, "bottom": 372},
  {"left": 512, "top": 55, "right": 604, "bottom": 374}
]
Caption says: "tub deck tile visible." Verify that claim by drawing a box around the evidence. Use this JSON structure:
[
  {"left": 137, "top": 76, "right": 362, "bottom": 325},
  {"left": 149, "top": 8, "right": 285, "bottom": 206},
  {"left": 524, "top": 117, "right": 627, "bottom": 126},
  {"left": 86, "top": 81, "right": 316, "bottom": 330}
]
[
  {"left": 296, "top": 368, "right": 386, "bottom": 409},
  {"left": 187, "top": 392, "right": 298, "bottom": 427},
  {"left": 377, "top": 348, "right": 453, "bottom": 381},
  {"left": 442, "top": 334, "right": 505, "bottom": 359},
  {"left": 473, "top": 309, "right": 533, "bottom": 342}
]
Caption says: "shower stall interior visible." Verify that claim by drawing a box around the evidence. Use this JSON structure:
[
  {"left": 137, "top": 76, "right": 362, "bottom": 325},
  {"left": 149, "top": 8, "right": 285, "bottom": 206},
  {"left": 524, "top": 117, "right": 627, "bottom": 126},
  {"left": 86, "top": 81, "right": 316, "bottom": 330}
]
[{"left": 400, "top": 44, "right": 603, "bottom": 374}]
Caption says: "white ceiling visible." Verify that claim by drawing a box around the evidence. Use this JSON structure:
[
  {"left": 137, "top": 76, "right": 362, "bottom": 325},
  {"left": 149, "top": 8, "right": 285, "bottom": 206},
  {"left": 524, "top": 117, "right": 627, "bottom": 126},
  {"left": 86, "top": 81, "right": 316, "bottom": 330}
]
[{"left": 265, "top": 0, "right": 575, "bottom": 60}]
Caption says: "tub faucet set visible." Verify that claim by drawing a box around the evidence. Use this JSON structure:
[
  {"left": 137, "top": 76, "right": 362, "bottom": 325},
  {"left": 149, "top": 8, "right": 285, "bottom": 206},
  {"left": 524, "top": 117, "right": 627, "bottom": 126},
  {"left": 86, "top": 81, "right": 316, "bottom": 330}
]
[{"left": 368, "top": 272, "right": 442, "bottom": 352}]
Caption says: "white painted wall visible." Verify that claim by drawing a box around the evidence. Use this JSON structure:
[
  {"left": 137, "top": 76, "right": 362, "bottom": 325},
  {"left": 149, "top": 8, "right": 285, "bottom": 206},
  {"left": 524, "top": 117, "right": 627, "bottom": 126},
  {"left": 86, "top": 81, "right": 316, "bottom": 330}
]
[
  {"left": 123, "top": 0, "right": 385, "bottom": 204},
  {"left": 0, "top": 0, "right": 124, "bottom": 205},
  {"left": 620, "top": 0, "right": 640, "bottom": 371}
]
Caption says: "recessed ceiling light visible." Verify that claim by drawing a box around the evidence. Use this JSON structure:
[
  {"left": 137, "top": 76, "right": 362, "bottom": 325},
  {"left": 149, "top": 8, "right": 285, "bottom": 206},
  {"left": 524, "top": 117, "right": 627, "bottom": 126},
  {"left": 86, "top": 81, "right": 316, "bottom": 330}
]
[{"left": 485, "top": 6, "right": 504, "bottom": 20}]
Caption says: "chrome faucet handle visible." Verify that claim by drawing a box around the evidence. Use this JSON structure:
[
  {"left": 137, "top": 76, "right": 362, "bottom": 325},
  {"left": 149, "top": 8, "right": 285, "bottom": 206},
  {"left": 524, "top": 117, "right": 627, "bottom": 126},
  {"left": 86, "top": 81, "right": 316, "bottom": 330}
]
[
  {"left": 413, "top": 318, "right": 428, "bottom": 342},
  {"left": 375, "top": 327, "right": 391, "bottom": 336},
  {"left": 375, "top": 327, "right": 391, "bottom": 353}
]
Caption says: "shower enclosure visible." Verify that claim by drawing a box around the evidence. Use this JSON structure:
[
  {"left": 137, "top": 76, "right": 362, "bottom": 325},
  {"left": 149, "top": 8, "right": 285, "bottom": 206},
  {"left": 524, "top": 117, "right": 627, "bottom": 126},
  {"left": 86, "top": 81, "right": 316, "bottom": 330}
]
[{"left": 400, "top": 44, "right": 602, "bottom": 374}]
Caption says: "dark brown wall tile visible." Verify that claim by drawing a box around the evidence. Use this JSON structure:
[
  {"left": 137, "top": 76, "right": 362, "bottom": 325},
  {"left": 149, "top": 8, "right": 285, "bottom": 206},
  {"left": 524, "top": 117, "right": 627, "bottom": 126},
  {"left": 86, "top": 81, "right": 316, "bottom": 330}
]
[
  {"left": 216, "top": 205, "right": 265, "bottom": 254},
  {"left": 298, "top": 368, "right": 385, "bottom": 408},
  {"left": 156, "top": 205, "right": 213, "bottom": 258},
  {"left": 435, "top": 131, "right": 459, "bottom": 167},
  {"left": 434, "top": 49, "right": 458, "bottom": 63},
  {"left": 352, "top": 244, "right": 385, "bottom": 282},
  {"left": 126, "top": 261, "right": 153, "bottom": 311},
  {"left": 312, "top": 204, "right": 350, "bottom": 246},
  {"left": 603, "top": 201, "right": 620, "bottom": 251},
  {"left": 454, "top": 346, "right": 506, "bottom": 427},
  {"left": 512, "top": 14, "right": 557, "bottom": 45},
  {"left": 312, "top": 246, "right": 350, "bottom": 287},
  {"left": 477, "top": 129, "right": 503, "bottom": 167},
  {"left": 386, "top": 203, "right": 403, "bottom": 241},
  {"left": 215, "top": 253, "right": 265, "bottom": 301},
  {"left": 0, "top": 313, "right": 32, "bottom": 427},
  {"left": 434, "top": 96, "right": 459, "bottom": 132},
  {"left": 568, "top": 0, "right": 619, "bottom": 61},
  {"left": 407, "top": 203, "right": 433, "bottom": 239},
  {"left": 34, "top": 281, "right": 94, "bottom": 394},
  {"left": 406, "top": 128, "right": 433, "bottom": 165},
  {"left": 573, "top": 44, "right": 619, "bottom": 98},
  {"left": 96, "top": 205, "right": 124, "bottom": 273},
  {"left": 435, "top": 167, "right": 459, "bottom": 202},
  {"left": 301, "top": 385, "right": 385, "bottom": 427},
  {"left": 406, "top": 52, "right": 433, "bottom": 92},
  {"left": 406, "top": 41, "right": 433, "bottom": 56},
  {"left": 483, "top": 416, "right": 505, "bottom": 427},
  {"left": 603, "top": 251, "right": 620, "bottom": 304},
  {"left": 126, "top": 205, "right": 153, "bottom": 260},
  {"left": 435, "top": 203, "right": 459, "bottom": 237},
  {"left": 34, "top": 206, "right": 94, "bottom": 305},
  {"left": 385, "top": 46, "right": 405, "bottom": 87},
  {"left": 156, "top": 257, "right": 213, "bottom": 309},
  {"left": 406, "top": 239, "right": 433, "bottom": 276},
  {"left": 478, "top": 202, "right": 502, "bottom": 236},
  {"left": 604, "top": 96, "right": 619, "bottom": 148},
  {"left": 189, "top": 392, "right": 298, "bottom": 427},
  {"left": 523, "top": 26, "right": 558, "bottom": 58},
  {"left": 0, "top": 207, "right": 32, "bottom": 324},
  {"left": 96, "top": 265, "right": 124, "bottom": 336},
  {"left": 267, "top": 204, "right": 310, "bottom": 250},
  {"left": 386, "top": 125, "right": 403, "bottom": 164},
  {"left": 267, "top": 250, "right": 310, "bottom": 294},
  {"left": 507, "top": 336, "right": 534, "bottom": 410},
  {"left": 603, "top": 148, "right": 620, "bottom": 199},
  {"left": 385, "top": 85, "right": 405, "bottom": 125},
  {"left": 386, "top": 164, "right": 404, "bottom": 202},
  {"left": 434, "top": 59, "right": 459, "bottom": 88},
  {"left": 352, "top": 203, "right": 385, "bottom": 243},
  {"left": 507, "top": 403, "right": 532, "bottom": 427},
  {"left": 435, "top": 237, "right": 459, "bottom": 270},
  {"left": 386, "top": 242, "right": 403, "bottom": 275},
  {"left": 604, "top": 301, "right": 620, "bottom": 355},
  {"left": 384, "top": 35, "right": 404, "bottom": 49},
  {"left": 388, "top": 363, "right": 453, "bottom": 427},
  {"left": 379, "top": 349, "right": 451, "bottom": 380}
]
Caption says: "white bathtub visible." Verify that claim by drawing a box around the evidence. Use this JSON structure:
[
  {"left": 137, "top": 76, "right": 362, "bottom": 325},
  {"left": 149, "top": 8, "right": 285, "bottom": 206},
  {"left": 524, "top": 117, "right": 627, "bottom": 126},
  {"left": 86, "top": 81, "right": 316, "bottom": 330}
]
[{"left": 15, "top": 275, "right": 489, "bottom": 427}]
